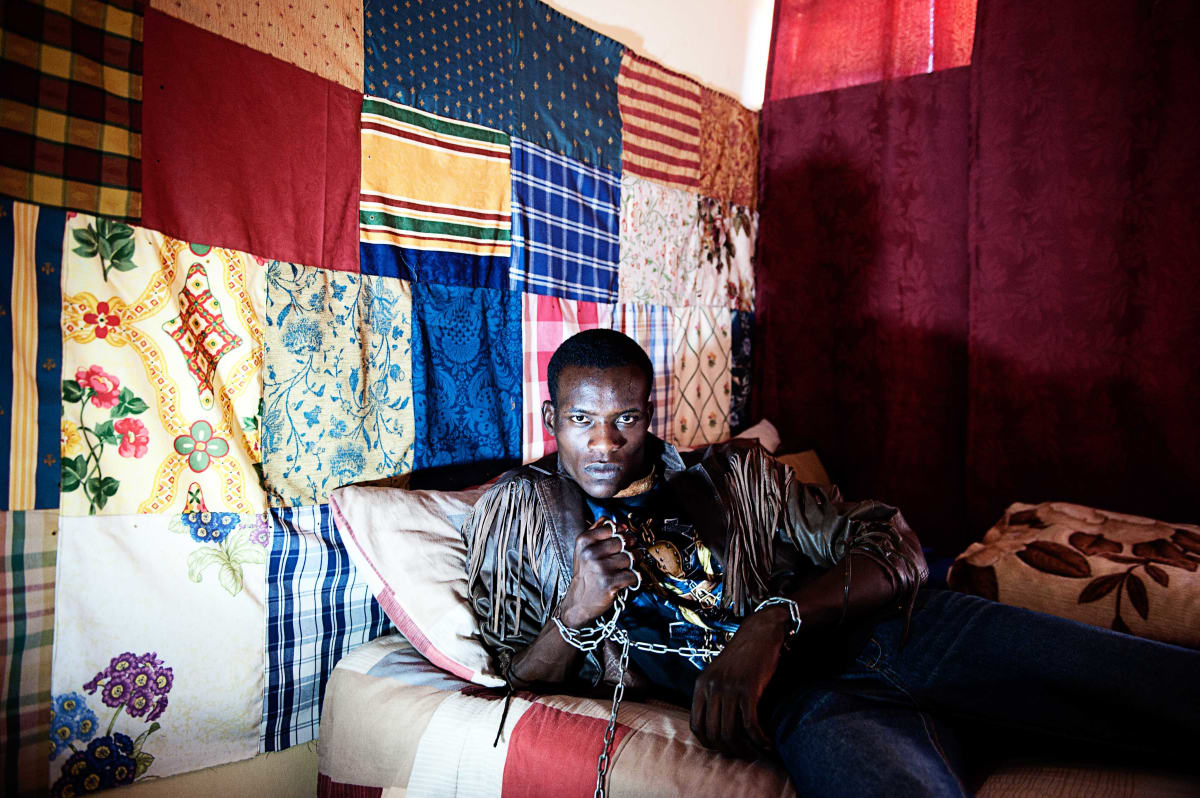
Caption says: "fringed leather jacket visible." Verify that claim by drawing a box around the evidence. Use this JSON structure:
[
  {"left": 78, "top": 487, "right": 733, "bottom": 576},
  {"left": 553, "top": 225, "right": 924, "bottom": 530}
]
[{"left": 461, "top": 436, "right": 927, "bottom": 687}]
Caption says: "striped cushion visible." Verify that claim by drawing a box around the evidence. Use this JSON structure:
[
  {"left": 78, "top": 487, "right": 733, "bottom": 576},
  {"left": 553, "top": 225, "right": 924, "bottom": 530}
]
[{"left": 317, "top": 635, "right": 795, "bottom": 798}]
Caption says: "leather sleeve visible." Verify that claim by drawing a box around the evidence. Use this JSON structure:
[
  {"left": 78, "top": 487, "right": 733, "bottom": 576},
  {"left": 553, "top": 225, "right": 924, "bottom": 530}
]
[
  {"left": 461, "top": 476, "right": 568, "bottom": 676},
  {"left": 778, "top": 473, "right": 929, "bottom": 611}
]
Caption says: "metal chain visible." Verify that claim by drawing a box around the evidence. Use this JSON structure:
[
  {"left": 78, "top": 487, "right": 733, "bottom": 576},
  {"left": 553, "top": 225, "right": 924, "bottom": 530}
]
[
  {"left": 554, "top": 590, "right": 724, "bottom": 797},
  {"left": 549, "top": 518, "right": 729, "bottom": 797},
  {"left": 593, "top": 636, "right": 628, "bottom": 798}
]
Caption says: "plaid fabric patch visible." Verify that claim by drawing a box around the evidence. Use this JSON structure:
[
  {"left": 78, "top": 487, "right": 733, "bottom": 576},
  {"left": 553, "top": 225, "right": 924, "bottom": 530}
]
[
  {"left": 509, "top": 137, "right": 620, "bottom": 303},
  {"left": 0, "top": 0, "right": 143, "bottom": 218},
  {"left": 604, "top": 303, "right": 673, "bottom": 441},
  {"left": 1, "top": 510, "right": 57, "bottom": 798},
  {"left": 262, "top": 504, "right": 391, "bottom": 751},
  {"left": 520, "top": 294, "right": 602, "bottom": 462},
  {"left": 1, "top": 200, "right": 64, "bottom": 511},
  {"left": 617, "top": 51, "right": 701, "bottom": 190}
]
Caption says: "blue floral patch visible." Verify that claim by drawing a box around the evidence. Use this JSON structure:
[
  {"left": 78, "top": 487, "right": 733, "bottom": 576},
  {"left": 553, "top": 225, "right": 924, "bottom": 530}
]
[{"left": 262, "top": 263, "right": 415, "bottom": 506}]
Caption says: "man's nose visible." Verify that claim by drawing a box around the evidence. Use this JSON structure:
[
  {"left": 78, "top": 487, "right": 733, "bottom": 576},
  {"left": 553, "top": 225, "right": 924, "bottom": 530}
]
[{"left": 588, "top": 422, "right": 624, "bottom": 452}]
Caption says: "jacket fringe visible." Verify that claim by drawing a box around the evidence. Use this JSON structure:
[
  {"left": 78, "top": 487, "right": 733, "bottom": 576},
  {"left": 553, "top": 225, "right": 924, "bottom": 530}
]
[
  {"left": 719, "top": 446, "right": 788, "bottom": 614},
  {"left": 464, "top": 479, "right": 550, "bottom": 642}
]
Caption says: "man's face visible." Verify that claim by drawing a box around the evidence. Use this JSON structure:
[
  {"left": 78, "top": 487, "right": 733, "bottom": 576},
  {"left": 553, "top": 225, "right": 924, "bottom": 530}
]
[{"left": 543, "top": 365, "right": 653, "bottom": 499}]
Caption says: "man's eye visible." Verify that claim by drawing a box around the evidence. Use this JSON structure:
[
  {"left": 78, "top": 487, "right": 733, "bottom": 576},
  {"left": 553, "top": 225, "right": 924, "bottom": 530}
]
[
  {"left": 570, "top": 414, "right": 589, "bottom": 424},
  {"left": 618, "top": 414, "right": 638, "bottom": 425}
]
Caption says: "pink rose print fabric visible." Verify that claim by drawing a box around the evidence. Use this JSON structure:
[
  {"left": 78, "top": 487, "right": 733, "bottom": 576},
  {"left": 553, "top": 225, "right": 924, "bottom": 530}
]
[{"left": 60, "top": 214, "right": 266, "bottom": 516}]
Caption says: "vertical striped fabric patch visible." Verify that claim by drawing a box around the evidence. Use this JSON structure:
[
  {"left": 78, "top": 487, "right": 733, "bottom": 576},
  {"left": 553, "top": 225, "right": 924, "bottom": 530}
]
[
  {"left": 1, "top": 200, "right": 64, "bottom": 511},
  {"left": 605, "top": 303, "right": 674, "bottom": 442},
  {"left": 1, "top": 510, "right": 57, "bottom": 798},
  {"left": 520, "top": 294, "right": 602, "bottom": 463},
  {"left": 262, "top": 504, "right": 391, "bottom": 752},
  {"left": 617, "top": 52, "right": 702, "bottom": 190},
  {"left": 359, "top": 96, "right": 512, "bottom": 288}
]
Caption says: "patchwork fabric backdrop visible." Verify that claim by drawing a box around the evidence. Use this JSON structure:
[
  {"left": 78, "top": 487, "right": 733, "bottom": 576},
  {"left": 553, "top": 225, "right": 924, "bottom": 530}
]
[{"left": 0, "top": 1, "right": 760, "bottom": 794}]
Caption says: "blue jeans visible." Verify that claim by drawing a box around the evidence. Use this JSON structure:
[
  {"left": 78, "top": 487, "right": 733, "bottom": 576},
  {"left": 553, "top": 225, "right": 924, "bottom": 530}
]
[{"left": 764, "top": 589, "right": 1200, "bottom": 797}]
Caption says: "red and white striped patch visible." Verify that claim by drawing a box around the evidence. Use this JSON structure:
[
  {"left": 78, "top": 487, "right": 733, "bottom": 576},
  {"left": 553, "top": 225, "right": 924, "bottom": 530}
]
[{"left": 617, "top": 53, "right": 702, "bottom": 191}]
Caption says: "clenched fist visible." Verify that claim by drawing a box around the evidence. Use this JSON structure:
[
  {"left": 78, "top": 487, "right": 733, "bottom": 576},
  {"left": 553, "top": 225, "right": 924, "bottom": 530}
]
[{"left": 556, "top": 518, "right": 641, "bottom": 629}]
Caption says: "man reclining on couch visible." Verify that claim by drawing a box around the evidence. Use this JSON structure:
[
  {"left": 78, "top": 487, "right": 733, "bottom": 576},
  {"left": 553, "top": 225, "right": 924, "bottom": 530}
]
[{"left": 461, "top": 329, "right": 1198, "bottom": 797}]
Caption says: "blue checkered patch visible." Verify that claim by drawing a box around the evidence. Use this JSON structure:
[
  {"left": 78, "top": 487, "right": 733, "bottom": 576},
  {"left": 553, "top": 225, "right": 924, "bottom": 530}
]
[{"left": 508, "top": 137, "right": 621, "bottom": 303}]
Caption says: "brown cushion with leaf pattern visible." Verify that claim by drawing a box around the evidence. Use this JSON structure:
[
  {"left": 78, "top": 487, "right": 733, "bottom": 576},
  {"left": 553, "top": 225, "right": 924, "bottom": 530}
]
[{"left": 949, "top": 502, "right": 1200, "bottom": 649}]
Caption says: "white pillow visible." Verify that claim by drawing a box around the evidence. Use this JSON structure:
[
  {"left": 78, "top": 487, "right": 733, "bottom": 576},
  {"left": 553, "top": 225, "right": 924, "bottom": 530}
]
[
  {"left": 329, "top": 484, "right": 504, "bottom": 687},
  {"left": 674, "top": 418, "right": 781, "bottom": 454},
  {"left": 733, "top": 418, "right": 781, "bottom": 454}
]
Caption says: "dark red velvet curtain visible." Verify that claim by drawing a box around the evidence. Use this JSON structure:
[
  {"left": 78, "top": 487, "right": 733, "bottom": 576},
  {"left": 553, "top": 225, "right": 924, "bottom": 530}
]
[{"left": 755, "top": 0, "right": 1200, "bottom": 555}]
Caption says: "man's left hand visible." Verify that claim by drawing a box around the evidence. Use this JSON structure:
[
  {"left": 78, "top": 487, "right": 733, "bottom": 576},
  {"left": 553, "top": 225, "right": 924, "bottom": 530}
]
[{"left": 690, "top": 607, "right": 791, "bottom": 759}]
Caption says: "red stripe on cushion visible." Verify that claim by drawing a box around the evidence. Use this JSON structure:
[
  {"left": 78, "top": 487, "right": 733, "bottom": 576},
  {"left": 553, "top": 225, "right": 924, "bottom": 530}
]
[
  {"left": 501, "top": 703, "right": 631, "bottom": 798},
  {"left": 318, "top": 773, "right": 383, "bottom": 798}
]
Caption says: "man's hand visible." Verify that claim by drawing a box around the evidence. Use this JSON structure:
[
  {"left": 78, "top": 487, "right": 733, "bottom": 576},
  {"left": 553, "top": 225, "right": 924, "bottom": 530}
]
[
  {"left": 556, "top": 519, "right": 640, "bottom": 628},
  {"left": 690, "top": 606, "right": 791, "bottom": 759}
]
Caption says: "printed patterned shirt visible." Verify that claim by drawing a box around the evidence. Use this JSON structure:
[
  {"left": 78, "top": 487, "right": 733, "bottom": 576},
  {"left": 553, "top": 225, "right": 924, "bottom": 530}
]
[{"left": 584, "top": 480, "right": 741, "bottom": 697}]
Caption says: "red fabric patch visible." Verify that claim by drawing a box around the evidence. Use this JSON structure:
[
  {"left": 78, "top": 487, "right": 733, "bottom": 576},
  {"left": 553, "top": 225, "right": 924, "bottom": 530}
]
[
  {"left": 141, "top": 10, "right": 360, "bottom": 271},
  {"left": 317, "top": 773, "right": 382, "bottom": 798},
  {"left": 502, "top": 702, "right": 631, "bottom": 798}
]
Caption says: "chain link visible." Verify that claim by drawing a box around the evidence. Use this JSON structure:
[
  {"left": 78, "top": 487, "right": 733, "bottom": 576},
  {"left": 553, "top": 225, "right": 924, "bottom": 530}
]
[{"left": 593, "top": 636, "right": 628, "bottom": 798}]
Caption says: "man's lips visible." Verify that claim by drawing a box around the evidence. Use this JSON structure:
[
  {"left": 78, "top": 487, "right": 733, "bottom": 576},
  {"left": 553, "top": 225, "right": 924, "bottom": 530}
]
[{"left": 583, "top": 462, "right": 622, "bottom": 479}]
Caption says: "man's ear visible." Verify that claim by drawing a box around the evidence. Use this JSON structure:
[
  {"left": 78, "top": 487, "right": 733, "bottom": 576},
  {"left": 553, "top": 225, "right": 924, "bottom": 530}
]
[{"left": 541, "top": 400, "right": 556, "bottom": 436}]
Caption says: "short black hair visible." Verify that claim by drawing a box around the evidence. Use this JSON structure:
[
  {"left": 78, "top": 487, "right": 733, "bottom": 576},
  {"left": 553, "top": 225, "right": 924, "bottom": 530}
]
[{"left": 546, "top": 329, "right": 653, "bottom": 407}]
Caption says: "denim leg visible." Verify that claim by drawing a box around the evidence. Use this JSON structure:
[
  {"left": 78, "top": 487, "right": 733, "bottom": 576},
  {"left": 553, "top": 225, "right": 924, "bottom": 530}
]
[
  {"left": 865, "top": 589, "right": 1200, "bottom": 756},
  {"left": 767, "top": 674, "right": 970, "bottom": 798}
]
